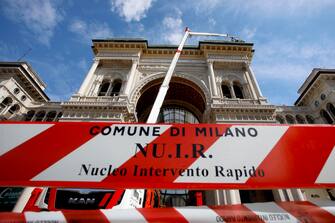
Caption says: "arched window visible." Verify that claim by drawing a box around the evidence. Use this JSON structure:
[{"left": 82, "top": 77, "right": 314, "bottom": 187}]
[
  {"left": 110, "top": 79, "right": 122, "bottom": 96},
  {"left": 320, "top": 109, "right": 334, "bottom": 124},
  {"left": 25, "top": 110, "right": 35, "bottom": 121},
  {"left": 35, "top": 111, "right": 46, "bottom": 122},
  {"left": 157, "top": 107, "right": 199, "bottom": 124},
  {"left": 275, "top": 115, "right": 285, "bottom": 124},
  {"left": 45, "top": 111, "right": 57, "bottom": 122},
  {"left": 233, "top": 83, "right": 244, "bottom": 99},
  {"left": 0, "top": 97, "right": 13, "bottom": 113},
  {"left": 98, "top": 79, "right": 122, "bottom": 96},
  {"left": 327, "top": 103, "right": 335, "bottom": 119},
  {"left": 306, "top": 115, "right": 315, "bottom": 124},
  {"left": 221, "top": 83, "right": 231, "bottom": 98},
  {"left": 296, "top": 115, "right": 306, "bottom": 124},
  {"left": 98, "top": 82, "right": 110, "bottom": 96},
  {"left": 8, "top": 104, "right": 20, "bottom": 114},
  {"left": 285, "top": 115, "right": 295, "bottom": 124}
]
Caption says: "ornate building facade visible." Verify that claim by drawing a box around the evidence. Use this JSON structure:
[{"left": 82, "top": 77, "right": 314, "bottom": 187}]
[{"left": 1, "top": 38, "right": 334, "bottom": 206}]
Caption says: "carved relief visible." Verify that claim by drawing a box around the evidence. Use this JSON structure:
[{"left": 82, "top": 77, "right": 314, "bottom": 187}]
[
  {"left": 138, "top": 65, "right": 169, "bottom": 71},
  {"left": 97, "top": 51, "right": 139, "bottom": 58},
  {"left": 207, "top": 54, "right": 249, "bottom": 62}
]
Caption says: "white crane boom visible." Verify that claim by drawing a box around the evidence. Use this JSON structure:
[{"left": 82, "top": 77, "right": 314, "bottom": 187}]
[
  {"left": 189, "top": 31, "right": 228, "bottom": 37},
  {"left": 147, "top": 28, "right": 234, "bottom": 123}
]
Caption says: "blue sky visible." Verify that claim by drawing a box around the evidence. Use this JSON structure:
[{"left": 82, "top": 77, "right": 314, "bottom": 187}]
[{"left": 1, "top": 0, "right": 335, "bottom": 105}]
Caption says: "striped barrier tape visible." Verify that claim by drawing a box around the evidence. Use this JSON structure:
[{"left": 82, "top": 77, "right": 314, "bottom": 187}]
[
  {"left": 0, "top": 122, "right": 334, "bottom": 189},
  {"left": 0, "top": 201, "right": 334, "bottom": 223}
]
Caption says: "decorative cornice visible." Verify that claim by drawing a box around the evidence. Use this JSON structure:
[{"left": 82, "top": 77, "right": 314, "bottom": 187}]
[
  {"left": 207, "top": 54, "right": 250, "bottom": 63},
  {"left": 211, "top": 99, "right": 276, "bottom": 112},
  {"left": 138, "top": 65, "right": 169, "bottom": 71},
  {"left": 62, "top": 101, "right": 128, "bottom": 107},
  {"left": 211, "top": 105, "right": 275, "bottom": 112},
  {"left": 96, "top": 51, "right": 140, "bottom": 61}
]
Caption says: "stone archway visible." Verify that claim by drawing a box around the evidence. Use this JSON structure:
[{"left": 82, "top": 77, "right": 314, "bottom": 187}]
[{"left": 135, "top": 76, "right": 207, "bottom": 122}]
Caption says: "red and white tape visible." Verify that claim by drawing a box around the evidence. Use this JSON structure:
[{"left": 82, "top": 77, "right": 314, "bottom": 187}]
[
  {"left": 0, "top": 122, "right": 334, "bottom": 189},
  {"left": 0, "top": 201, "right": 334, "bottom": 223}
]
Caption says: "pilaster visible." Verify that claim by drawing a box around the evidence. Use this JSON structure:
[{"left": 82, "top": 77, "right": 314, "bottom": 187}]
[
  {"left": 229, "top": 81, "right": 236, "bottom": 98},
  {"left": 244, "top": 70, "right": 257, "bottom": 99},
  {"left": 78, "top": 58, "right": 100, "bottom": 96},
  {"left": 207, "top": 60, "right": 218, "bottom": 97},
  {"left": 245, "top": 62, "right": 263, "bottom": 98},
  {"left": 124, "top": 59, "right": 139, "bottom": 96}
]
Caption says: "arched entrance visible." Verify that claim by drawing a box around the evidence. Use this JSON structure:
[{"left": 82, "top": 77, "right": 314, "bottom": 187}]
[
  {"left": 135, "top": 76, "right": 207, "bottom": 206},
  {"left": 136, "top": 77, "right": 206, "bottom": 123}
]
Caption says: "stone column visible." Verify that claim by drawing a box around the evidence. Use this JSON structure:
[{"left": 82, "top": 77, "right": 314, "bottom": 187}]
[
  {"left": 273, "top": 189, "right": 289, "bottom": 201},
  {"left": 213, "top": 190, "right": 227, "bottom": 205},
  {"left": 78, "top": 58, "right": 100, "bottom": 96},
  {"left": 229, "top": 82, "right": 236, "bottom": 98},
  {"left": 227, "top": 190, "right": 241, "bottom": 204},
  {"left": 207, "top": 60, "right": 218, "bottom": 97},
  {"left": 41, "top": 112, "right": 48, "bottom": 122},
  {"left": 124, "top": 59, "right": 138, "bottom": 96},
  {"left": 245, "top": 63, "right": 263, "bottom": 98},
  {"left": 290, "top": 189, "right": 306, "bottom": 201},
  {"left": 90, "top": 75, "right": 104, "bottom": 96},
  {"left": 31, "top": 113, "right": 36, "bottom": 121}
]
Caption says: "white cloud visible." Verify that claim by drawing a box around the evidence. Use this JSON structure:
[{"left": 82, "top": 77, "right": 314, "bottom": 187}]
[
  {"left": 161, "top": 10, "right": 184, "bottom": 44},
  {"left": 110, "top": 0, "right": 154, "bottom": 22},
  {"left": 254, "top": 63, "right": 309, "bottom": 81},
  {"left": 228, "top": 0, "right": 335, "bottom": 16},
  {"left": 192, "top": 0, "right": 221, "bottom": 13},
  {"left": 185, "top": 0, "right": 335, "bottom": 17},
  {"left": 2, "top": 0, "right": 63, "bottom": 45},
  {"left": 253, "top": 38, "right": 335, "bottom": 81},
  {"left": 69, "top": 19, "right": 113, "bottom": 42}
]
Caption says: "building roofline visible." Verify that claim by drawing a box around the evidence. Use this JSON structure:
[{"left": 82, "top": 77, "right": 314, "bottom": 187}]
[
  {"left": 294, "top": 69, "right": 335, "bottom": 105},
  {"left": 0, "top": 61, "right": 49, "bottom": 101},
  {"left": 93, "top": 38, "right": 148, "bottom": 43},
  {"left": 199, "top": 40, "right": 253, "bottom": 46},
  {"left": 92, "top": 38, "right": 254, "bottom": 49}
]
